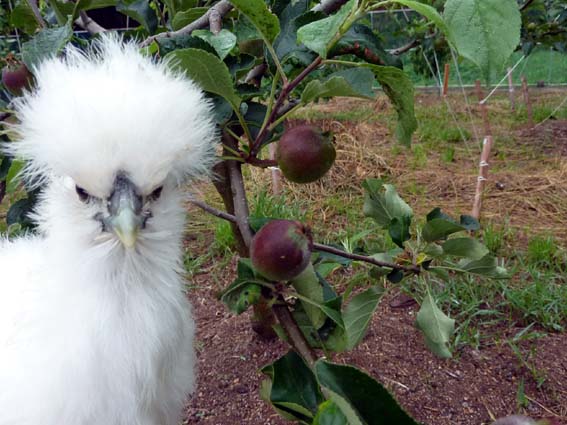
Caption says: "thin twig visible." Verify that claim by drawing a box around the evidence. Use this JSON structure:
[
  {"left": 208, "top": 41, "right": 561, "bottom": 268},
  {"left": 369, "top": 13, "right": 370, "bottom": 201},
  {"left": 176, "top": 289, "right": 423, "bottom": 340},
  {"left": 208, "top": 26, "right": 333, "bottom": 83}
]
[
  {"left": 26, "top": 0, "right": 47, "bottom": 28},
  {"left": 313, "top": 243, "right": 421, "bottom": 274},
  {"left": 188, "top": 199, "right": 421, "bottom": 274},
  {"left": 188, "top": 198, "right": 236, "bottom": 222},
  {"left": 249, "top": 56, "right": 323, "bottom": 156},
  {"left": 312, "top": 0, "right": 349, "bottom": 14},
  {"left": 387, "top": 39, "right": 419, "bottom": 55},
  {"left": 140, "top": 0, "right": 233, "bottom": 47}
]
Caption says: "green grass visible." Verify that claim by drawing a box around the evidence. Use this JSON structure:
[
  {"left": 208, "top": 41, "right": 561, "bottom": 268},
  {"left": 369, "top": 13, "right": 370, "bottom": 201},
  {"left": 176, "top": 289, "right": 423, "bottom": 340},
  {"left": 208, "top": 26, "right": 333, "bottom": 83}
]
[{"left": 403, "top": 48, "right": 567, "bottom": 87}]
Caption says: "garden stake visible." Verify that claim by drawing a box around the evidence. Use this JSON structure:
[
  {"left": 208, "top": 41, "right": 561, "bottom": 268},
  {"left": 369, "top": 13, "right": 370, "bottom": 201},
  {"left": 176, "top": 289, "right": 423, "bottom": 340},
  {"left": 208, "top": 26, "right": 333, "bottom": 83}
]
[
  {"left": 521, "top": 75, "right": 534, "bottom": 128},
  {"left": 442, "top": 63, "right": 450, "bottom": 97},
  {"left": 507, "top": 67, "right": 515, "bottom": 111},
  {"left": 471, "top": 135, "right": 494, "bottom": 220},
  {"left": 269, "top": 143, "right": 282, "bottom": 195}
]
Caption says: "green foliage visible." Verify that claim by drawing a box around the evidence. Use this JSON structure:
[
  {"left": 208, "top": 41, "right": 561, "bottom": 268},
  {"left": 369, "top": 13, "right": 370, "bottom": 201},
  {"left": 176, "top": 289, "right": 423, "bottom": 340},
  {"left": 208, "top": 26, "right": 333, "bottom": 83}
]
[
  {"left": 297, "top": 0, "right": 356, "bottom": 58},
  {"left": 21, "top": 20, "right": 74, "bottom": 69},
  {"left": 416, "top": 287, "right": 455, "bottom": 358},
  {"left": 444, "top": 0, "right": 521, "bottom": 82}
]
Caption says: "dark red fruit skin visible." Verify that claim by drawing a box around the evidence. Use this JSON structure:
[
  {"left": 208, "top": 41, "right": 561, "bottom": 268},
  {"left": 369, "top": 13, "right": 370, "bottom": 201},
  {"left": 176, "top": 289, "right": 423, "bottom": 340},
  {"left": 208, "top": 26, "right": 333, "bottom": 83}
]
[
  {"left": 250, "top": 220, "right": 313, "bottom": 282},
  {"left": 2, "top": 63, "right": 34, "bottom": 96},
  {"left": 276, "top": 125, "right": 336, "bottom": 184}
]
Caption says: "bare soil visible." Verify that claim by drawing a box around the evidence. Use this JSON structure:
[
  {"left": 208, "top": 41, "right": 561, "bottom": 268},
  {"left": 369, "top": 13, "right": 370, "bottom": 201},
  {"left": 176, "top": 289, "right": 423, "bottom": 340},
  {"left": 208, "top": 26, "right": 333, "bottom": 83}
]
[{"left": 185, "top": 279, "right": 567, "bottom": 425}]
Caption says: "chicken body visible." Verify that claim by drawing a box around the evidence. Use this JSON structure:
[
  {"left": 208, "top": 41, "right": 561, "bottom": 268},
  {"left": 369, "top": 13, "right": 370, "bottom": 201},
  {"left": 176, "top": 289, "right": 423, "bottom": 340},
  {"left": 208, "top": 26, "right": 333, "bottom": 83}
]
[{"left": 0, "top": 36, "right": 216, "bottom": 425}]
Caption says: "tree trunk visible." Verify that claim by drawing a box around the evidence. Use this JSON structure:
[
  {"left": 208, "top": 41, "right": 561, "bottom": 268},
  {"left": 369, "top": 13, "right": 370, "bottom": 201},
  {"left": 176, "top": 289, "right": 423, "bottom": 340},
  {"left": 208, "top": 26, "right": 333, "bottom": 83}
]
[{"left": 212, "top": 131, "right": 277, "bottom": 340}]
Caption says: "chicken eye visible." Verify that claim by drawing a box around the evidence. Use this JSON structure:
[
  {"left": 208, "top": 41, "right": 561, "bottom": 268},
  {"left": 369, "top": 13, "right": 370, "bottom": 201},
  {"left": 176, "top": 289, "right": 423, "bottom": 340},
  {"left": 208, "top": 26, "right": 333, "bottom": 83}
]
[
  {"left": 148, "top": 186, "right": 163, "bottom": 201},
  {"left": 75, "top": 185, "right": 90, "bottom": 202}
]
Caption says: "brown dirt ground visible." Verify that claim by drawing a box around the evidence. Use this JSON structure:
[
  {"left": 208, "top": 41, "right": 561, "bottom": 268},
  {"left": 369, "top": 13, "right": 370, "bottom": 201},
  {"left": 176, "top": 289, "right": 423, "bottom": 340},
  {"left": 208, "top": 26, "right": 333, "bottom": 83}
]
[{"left": 183, "top": 96, "right": 567, "bottom": 425}]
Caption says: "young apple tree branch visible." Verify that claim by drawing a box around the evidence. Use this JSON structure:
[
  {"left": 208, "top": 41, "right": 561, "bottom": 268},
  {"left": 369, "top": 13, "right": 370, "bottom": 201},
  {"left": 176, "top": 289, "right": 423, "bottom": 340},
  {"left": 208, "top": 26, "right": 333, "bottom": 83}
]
[{"left": 140, "top": 0, "right": 233, "bottom": 47}]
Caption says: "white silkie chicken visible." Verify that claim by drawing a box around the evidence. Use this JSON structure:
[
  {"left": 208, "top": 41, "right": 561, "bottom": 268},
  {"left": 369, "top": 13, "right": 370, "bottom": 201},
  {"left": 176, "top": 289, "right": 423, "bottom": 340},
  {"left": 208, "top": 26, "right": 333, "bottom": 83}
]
[{"left": 0, "top": 36, "right": 217, "bottom": 425}]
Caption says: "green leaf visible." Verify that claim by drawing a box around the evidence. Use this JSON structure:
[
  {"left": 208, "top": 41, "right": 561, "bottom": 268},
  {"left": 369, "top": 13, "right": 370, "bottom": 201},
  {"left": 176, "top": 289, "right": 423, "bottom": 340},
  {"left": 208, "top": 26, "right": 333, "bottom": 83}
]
[
  {"left": 297, "top": 0, "right": 356, "bottom": 58},
  {"left": 344, "top": 286, "right": 384, "bottom": 350},
  {"left": 165, "top": 48, "right": 241, "bottom": 113},
  {"left": 442, "top": 237, "right": 489, "bottom": 260},
  {"left": 457, "top": 254, "right": 509, "bottom": 278},
  {"left": 415, "top": 289, "right": 455, "bottom": 358},
  {"left": 315, "top": 360, "right": 419, "bottom": 425},
  {"left": 220, "top": 278, "right": 258, "bottom": 314},
  {"left": 10, "top": 1, "right": 39, "bottom": 35},
  {"left": 444, "top": 0, "right": 521, "bottom": 83},
  {"left": 21, "top": 20, "right": 73, "bottom": 69},
  {"left": 313, "top": 401, "right": 348, "bottom": 425},
  {"left": 389, "top": 215, "right": 411, "bottom": 249},
  {"left": 291, "top": 264, "right": 327, "bottom": 329},
  {"left": 192, "top": 29, "right": 237, "bottom": 60},
  {"left": 459, "top": 214, "right": 480, "bottom": 231},
  {"left": 5, "top": 160, "right": 24, "bottom": 194},
  {"left": 171, "top": 7, "right": 207, "bottom": 31},
  {"left": 230, "top": 0, "right": 280, "bottom": 43},
  {"left": 426, "top": 207, "right": 452, "bottom": 222},
  {"left": 301, "top": 68, "right": 375, "bottom": 104},
  {"left": 330, "top": 23, "right": 400, "bottom": 67},
  {"left": 0, "top": 156, "right": 12, "bottom": 180},
  {"left": 362, "top": 179, "right": 413, "bottom": 228},
  {"left": 366, "top": 64, "right": 417, "bottom": 146},
  {"left": 394, "top": 0, "right": 451, "bottom": 42},
  {"left": 73, "top": 0, "right": 117, "bottom": 18},
  {"left": 116, "top": 0, "right": 158, "bottom": 34},
  {"left": 262, "top": 351, "right": 325, "bottom": 420},
  {"left": 273, "top": 1, "right": 316, "bottom": 61},
  {"left": 7, "top": 196, "right": 36, "bottom": 227},
  {"left": 49, "top": 0, "right": 74, "bottom": 25},
  {"left": 421, "top": 218, "right": 465, "bottom": 242}
]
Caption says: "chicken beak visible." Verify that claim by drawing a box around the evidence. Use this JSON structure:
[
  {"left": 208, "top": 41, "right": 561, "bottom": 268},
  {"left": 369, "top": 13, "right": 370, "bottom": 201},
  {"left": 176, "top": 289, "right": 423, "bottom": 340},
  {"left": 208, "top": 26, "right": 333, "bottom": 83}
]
[
  {"left": 106, "top": 173, "right": 144, "bottom": 249},
  {"left": 111, "top": 206, "right": 140, "bottom": 249}
]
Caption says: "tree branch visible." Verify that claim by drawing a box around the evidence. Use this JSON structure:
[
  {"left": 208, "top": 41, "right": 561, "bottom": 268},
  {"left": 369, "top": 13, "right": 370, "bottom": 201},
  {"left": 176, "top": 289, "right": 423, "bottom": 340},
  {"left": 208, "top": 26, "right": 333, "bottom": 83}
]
[
  {"left": 272, "top": 301, "right": 318, "bottom": 366},
  {"left": 140, "top": 0, "right": 233, "bottom": 47},
  {"left": 76, "top": 11, "right": 106, "bottom": 34},
  {"left": 26, "top": 0, "right": 47, "bottom": 28},
  {"left": 209, "top": 7, "right": 222, "bottom": 35},
  {"left": 312, "top": 0, "right": 349, "bottom": 14},
  {"left": 387, "top": 38, "right": 420, "bottom": 56},
  {"left": 188, "top": 200, "right": 421, "bottom": 275},
  {"left": 249, "top": 56, "right": 323, "bottom": 156},
  {"left": 313, "top": 243, "right": 421, "bottom": 274}
]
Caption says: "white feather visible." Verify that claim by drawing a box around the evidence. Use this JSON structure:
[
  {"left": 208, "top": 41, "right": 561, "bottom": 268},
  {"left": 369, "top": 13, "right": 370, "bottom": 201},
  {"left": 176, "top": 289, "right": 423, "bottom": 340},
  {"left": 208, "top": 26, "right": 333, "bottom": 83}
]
[{"left": 0, "top": 35, "right": 217, "bottom": 425}]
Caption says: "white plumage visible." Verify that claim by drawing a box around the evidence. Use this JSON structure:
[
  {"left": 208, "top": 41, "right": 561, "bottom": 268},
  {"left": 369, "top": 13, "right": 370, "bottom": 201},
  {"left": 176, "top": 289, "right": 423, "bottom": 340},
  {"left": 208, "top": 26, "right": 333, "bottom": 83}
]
[{"left": 0, "top": 36, "right": 217, "bottom": 425}]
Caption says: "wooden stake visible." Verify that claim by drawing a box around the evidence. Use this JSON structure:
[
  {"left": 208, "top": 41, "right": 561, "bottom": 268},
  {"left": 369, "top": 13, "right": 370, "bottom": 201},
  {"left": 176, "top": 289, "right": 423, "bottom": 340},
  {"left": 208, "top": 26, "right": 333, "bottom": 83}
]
[
  {"left": 521, "top": 75, "right": 533, "bottom": 128},
  {"left": 442, "top": 63, "right": 450, "bottom": 97},
  {"left": 471, "top": 135, "right": 494, "bottom": 220},
  {"left": 507, "top": 67, "right": 515, "bottom": 111},
  {"left": 475, "top": 80, "right": 492, "bottom": 136},
  {"left": 268, "top": 143, "right": 282, "bottom": 195}
]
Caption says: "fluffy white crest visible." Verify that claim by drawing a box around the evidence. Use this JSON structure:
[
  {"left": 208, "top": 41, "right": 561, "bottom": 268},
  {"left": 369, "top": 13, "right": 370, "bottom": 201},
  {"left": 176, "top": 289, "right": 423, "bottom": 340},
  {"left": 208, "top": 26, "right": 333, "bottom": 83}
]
[{"left": 7, "top": 34, "right": 217, "bottom": 197}]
